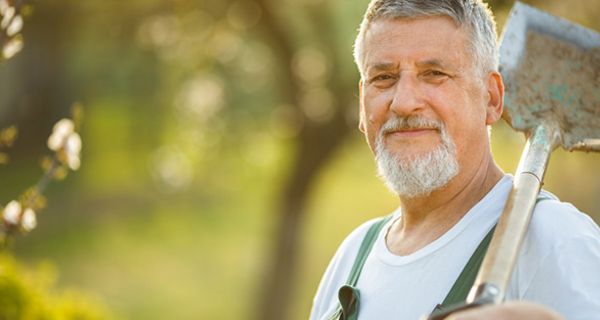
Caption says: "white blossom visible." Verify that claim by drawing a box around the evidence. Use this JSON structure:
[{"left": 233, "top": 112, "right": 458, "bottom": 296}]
[
  {"left": 47, "top": 119, "right": 75, "bottom": 151},
  {"left": 2, "top": 200, "right": 21, "bottom": 225},
  {"left": 0, "top": 6, "right": 14, "bottom": 29},
  {"left": 2, "top": 37, "right": 22, "bottom": 59},
  {"left": 64, "top": 132, "right": 82, "bottom": 170},
  {"left": 46, "top": 119, "right": 82, "bottom": 170},
  {"left": 6, "top": 14, "right": 22, "bottom": 37},
  {"left": 21, "top": 208, "right": 36, "bottom": 232}
]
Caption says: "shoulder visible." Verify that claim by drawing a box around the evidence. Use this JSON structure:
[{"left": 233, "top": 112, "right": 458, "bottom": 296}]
[
  {"left": 512, "top": 191, "right": 600, "bottom": 317},
  {"left": 318, "top": 214, "right": 391, "bottom": 284},
  {"left": 310, "top": 214, "right": 395, "bottom": 320},
  {"left": 528, "top": 190, "right": 600, "bottom": 243},
  {"left": 339, "top": 216, "right": 387, "bottom": 254},
  {"left": 522, "top": 190, "right": 600, "bottom": 262}
]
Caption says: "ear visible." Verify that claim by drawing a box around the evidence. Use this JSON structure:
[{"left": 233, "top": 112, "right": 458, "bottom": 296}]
[
  {"left": 358, "top": 80, "right": 366, "bottom": 133},
  {"left": 485, "top": 71, "right": 504, "bottom": 125}
]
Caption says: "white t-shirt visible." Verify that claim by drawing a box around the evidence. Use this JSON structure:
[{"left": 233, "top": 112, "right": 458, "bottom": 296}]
[{"left": 310, "top": 175, "right": 600, "bottom": 320}]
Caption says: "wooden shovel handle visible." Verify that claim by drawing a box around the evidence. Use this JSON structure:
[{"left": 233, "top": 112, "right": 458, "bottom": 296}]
[{"left": 468, "top": 124, "right": 559, "bottom": 304}]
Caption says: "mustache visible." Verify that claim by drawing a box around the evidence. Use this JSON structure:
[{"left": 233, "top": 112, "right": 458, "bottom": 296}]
[{"left": 379, "top": 116, "right": 443, "bottom": 135}]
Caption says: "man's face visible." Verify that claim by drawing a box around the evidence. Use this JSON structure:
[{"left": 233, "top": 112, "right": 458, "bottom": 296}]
[{"left": 359, "top": 16, "right": 502, "bottom": 194}]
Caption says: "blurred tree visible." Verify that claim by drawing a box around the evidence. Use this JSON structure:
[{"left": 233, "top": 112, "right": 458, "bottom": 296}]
[
  {"left": 2, "top": 0, "right": 596, "bottom": 319},
  {"left": 0, "top": 0, "right": 75, "bottom": 156},
  {"left": 251, "top": 0, "right": 357, "bottom": 319}
]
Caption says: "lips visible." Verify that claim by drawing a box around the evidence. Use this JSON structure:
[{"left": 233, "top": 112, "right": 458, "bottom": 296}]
[
  {"left": 379, "top": 116, "right": 443, "bottom": 139},
  {"left": 387, "top": 128, "right": 438, "bottom": 138}
]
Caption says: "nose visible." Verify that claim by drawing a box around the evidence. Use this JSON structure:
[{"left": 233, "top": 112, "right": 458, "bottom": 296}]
[{"left": 389, "top": 74, "right": 425, "bottom": 116}]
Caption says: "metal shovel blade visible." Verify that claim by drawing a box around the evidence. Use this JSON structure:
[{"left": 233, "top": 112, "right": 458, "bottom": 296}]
[{"left": 500, "top": 1, "right": 600, "bottom": 151}]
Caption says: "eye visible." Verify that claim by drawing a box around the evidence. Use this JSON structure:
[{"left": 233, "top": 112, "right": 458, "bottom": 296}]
[
  {"left": 369, "top": 73, "right": 397, "bottom": 84},
  {"left": 424, "top": 70, "right": 447, "bottom": 77},
  {"left": 421, "top": 70, "right": 450, "bottom": 84}
]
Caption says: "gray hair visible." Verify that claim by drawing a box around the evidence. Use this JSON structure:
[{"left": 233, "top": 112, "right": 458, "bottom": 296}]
[{"left": 354, "top": 0, "right": 499, "bottom": 79}]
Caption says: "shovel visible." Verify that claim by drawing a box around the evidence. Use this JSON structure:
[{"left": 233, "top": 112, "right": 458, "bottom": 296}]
[{"left": 428, "top": 2, "right": 600, "bottom": 318}]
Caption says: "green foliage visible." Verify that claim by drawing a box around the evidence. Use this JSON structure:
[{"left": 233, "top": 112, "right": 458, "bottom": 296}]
[
  {"left": 0, "top": 125, "right": 17, "bottom": 166},
  {"left": 0, "top": 254, "right": 112, "bottom": 320}
]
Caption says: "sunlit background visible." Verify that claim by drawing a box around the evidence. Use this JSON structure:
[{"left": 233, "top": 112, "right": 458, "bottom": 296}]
[{"left": 0, "top": 0, "right": 599, "bottom": 319}]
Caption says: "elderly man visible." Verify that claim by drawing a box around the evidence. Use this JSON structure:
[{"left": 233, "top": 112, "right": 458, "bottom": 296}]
[{"left": 310, "top": 1, "right": 600, "bottom": 319}]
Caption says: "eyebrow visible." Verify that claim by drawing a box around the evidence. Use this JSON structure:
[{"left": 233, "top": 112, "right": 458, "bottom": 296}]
[{"left": 367, "top": 59, "right": 450, "bottom": 75}]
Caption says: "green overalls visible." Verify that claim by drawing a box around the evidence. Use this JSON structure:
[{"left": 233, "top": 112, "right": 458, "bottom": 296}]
[{"left": 329, "top": 196, "right": 551, "bottom": 320}]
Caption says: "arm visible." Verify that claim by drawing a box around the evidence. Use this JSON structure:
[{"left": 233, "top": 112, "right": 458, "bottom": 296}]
[{"left": 447, "top": 301, "right": 563, "bottom": 320}]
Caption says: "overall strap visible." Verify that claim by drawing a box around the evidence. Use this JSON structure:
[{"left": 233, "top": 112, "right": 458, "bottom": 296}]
[
  {"left": 437, "top": 193, "right": 555, "bottom": 310},
  {"left": 330, "top": 214, "right": 395, "bottom": 320},
  {"left": 346, "top": 214, "right": 395, "bottom": 286},
  {"left": 438, "top": 225, "right": 496, "bottom": 307}
]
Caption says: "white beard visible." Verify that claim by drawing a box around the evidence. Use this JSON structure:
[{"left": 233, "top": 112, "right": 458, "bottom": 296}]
[{"left": 375, "top": 116, "right": 459, "bottom": 198}]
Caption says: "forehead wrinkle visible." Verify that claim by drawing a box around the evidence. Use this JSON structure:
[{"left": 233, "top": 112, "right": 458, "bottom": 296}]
[
  {"left": 362, "top": 17, "right": 474, "bottom": 75},
  {"left": 366, "top": 58, "right": 456, "bottom": 76}
]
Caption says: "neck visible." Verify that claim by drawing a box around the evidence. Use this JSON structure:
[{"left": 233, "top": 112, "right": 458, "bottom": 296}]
[{"left": 386, "top": 153, "right": 504, "bottom": 255}]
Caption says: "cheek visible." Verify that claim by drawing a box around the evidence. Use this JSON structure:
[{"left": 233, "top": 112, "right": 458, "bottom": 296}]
[
  {"left": 363, "top": 116, "right": 381, "bottom": 150},
  {"left": 362, "top": 89, "right": 392, "bottom": 150},
  {"left": 444, "top": 100, "right": 488, "bottom": 156},
  {"left": 423, "top": 86, "right": 476, "bottom": 140},
  {"left": 426, "top": 82, "right": 485, "bottom": 122},
  {"left": 363, "top": 89, "right": 391, "bottom": 123}
]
